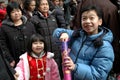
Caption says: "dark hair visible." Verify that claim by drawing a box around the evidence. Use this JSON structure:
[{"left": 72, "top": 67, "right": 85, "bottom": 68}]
[
  {"left": 27, "top": 34, "right": 47, "bottom": 54},
  {"left": 36, "top": 0, "right": 41, "bottom": 9},
  {"left": 80, "top": 5, "right": 104, "bottom": 48},
  {"left": 24, "top": 0, "right": 35, "bottom": 10},
  {"left": 81, "top": 5, "right": 103, "bottom": 20},
  {"left": 36, "top": 0, "right": 49, "bottom": 9},
  {"left": 6, "top": 1, "right": 23, "bottom": 19}
]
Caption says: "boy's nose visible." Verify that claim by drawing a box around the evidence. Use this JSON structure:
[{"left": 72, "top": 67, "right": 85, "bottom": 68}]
[{"left": 86, "top": 19, "right": 91, "bottom": 23}]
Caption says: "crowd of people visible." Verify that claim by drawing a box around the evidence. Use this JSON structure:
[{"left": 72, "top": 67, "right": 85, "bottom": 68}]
[{"left": 0, "top": 0, "right": 120, "bottom": 80}]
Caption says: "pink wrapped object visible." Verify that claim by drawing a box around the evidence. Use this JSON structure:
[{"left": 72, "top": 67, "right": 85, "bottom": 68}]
[{"left": 61, "top": 41, "right": 71, "bottom": 80}]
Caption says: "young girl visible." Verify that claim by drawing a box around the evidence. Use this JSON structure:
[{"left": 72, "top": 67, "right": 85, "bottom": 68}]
[
  {"left": 53, "top": 5, "right": 114, "bottom": 80},
  {"left": 15, "top": 34, "right": 60, "bottom": 80}
]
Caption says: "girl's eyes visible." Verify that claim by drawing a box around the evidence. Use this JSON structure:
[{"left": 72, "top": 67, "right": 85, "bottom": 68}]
[
  {"left": 33, "top": 42, "right": 43, "bottom": 44},
  {"left": 39, "top": 42, "right": 43, "bottom": 44}
]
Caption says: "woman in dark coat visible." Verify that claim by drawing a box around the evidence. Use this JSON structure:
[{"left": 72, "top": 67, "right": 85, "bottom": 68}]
[
  {"left": 23, "top": 0, "right": 36, "bottom": 20},
  {"left": 0, "top": 1, "right": 36, "bottom": 66},
  {"left": 71, "top": 0, "right": 120, "bottom": 74}
]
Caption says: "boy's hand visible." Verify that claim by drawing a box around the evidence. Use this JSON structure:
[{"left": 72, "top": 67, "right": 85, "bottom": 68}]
[{"left": 60, "top": 33, "right": 69, "bottom": 42}]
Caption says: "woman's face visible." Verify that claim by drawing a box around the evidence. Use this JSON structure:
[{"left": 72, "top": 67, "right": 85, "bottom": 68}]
[
  {"left": 38, "top": 0, "right": 49, "bottom": 14},
  {"left": 28, "top": 0, "right": 36, "bottom": 11},
  {"left": 53, "top": 0, "right": 60, "bottom": 6},
  {"left": 32, "top": 41, "right": 44, "bottom": 55},
  {"left": 81, "top": 10, "right": 102, "bottom": 35},
  {"left": 59, "top": 0, "right": 63, "bottom": 7},
  {"left": 10, "top": 9, "right": 22, "bottom": 21}
]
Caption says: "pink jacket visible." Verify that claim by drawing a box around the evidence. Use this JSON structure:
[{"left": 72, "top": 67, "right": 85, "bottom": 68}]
[{"left": 15, "top": 52, "right": 61, "bottom": 80}]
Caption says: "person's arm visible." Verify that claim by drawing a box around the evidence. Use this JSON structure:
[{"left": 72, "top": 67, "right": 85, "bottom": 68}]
[
  {"left": 0, "top": 28, "right": 14, "bottom": 65},
  {"left": 52, "top": 28, "right": 73, "bottom": 40},
  {"left": 15, "top": 59, "right": 24, "bottom": 80},
  {"left": 0, "top": 48, "right": 17, "bottom": 80}
]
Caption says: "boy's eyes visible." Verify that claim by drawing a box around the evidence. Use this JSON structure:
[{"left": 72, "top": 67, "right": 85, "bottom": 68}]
[
  {"left": 82, "top": 17, "right": 95, "bottom": 20},
  {"left": 82, "top": 17, "right": 87, "bottom": 20}
]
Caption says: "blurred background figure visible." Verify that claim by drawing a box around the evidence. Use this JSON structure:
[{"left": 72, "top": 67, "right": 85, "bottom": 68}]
[
  {"left": 51, "top": 0, "right": 66, "bottom": 28},
  {"left": 59, "top": 0, "right": 64, "bottom": 11},
  {"left": 0, "top": 0, "right": 7, "bottom": 27},
  {"left": 63, "top": 0, "right": 77, "bottom": 27},
  {"left": 23, "top": 0, "right": 36, "bottom": 20},
  {"left": 8, "top": 0, "right": 25, "bottom": 9}
]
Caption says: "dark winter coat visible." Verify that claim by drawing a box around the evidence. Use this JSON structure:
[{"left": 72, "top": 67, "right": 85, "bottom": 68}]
[
  {"left": 51, "top": 7, "right": 67, "bottom": 28},
  {"left": 0, "top": 16, "right": 36, "bottom": 64},
  {"left": 30, "top": 12, "right": 60, "bottom": 53},
  {"left": 71, "top": 0, "right": 120, "bottom": 73}
]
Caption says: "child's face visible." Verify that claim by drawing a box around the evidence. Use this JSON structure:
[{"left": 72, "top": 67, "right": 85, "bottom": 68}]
[
  {"left": 81, "top": 10, "right": 102, "bottom": 35},
  {"left": 32, "top": 41, "right": 44, "bottom": 55}
]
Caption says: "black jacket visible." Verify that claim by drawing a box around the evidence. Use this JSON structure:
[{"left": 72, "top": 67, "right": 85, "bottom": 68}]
[
  {"left": 30, "top": 12, "right": 60, "bottom": 53},
  {"left": 51, "top": 7, "right": 67, "bottom": 28},
  {"left": 0, "top": 16, "right": 36, "bottom": 64}
]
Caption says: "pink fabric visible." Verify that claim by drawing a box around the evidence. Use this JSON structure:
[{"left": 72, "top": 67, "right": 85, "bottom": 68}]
[{"left": 15, "top": 52, "right": 61, "bottom": 80}]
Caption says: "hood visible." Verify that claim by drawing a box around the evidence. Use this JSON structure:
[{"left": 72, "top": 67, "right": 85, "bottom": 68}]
[
  {"left": 2, "top": 15, "right": 27, "bottom": 26},
  {"left": 47, "top": 52, "right": 54, "bottom": 59},
  {"left": 81, "top": 27, "right": 113, "bottom": 43},
  {"left": 102, "top": 27, "right": 113, "bottom": 43}
]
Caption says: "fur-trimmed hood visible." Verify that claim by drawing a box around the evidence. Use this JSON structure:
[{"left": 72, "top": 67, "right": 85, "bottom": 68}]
[
  {"left": 47, "top": 52, "right": 54, "bottom": 58},
  {"left": 15, "top": 52, "right": 60, "bottom": 80},
  {"left": 2, "top": 15, "right": 27, "bottom": 26}
]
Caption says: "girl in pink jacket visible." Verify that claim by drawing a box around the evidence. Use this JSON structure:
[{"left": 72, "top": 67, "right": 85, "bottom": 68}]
[{"left": 15, "top": 34, "right": 60, "bottom": 80}]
